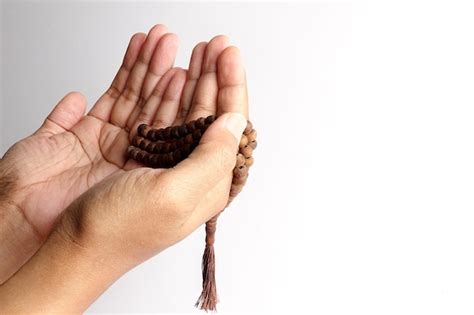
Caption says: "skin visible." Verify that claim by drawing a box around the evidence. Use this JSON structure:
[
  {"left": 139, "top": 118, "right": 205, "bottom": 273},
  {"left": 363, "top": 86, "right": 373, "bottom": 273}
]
[{"left": 0, "top": 25, "right": 249, "bottom": 313}]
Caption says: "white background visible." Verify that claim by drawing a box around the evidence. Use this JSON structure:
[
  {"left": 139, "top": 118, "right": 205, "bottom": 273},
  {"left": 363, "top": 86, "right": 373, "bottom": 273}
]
[{"left": 1, "top": 1, "right": 474, "bottom": 314}]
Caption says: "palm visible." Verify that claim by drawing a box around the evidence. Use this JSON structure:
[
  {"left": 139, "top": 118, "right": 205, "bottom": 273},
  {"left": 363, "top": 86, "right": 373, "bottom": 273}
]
[{"left": 2, "top": 25, "right": 180, "bottom": 237}]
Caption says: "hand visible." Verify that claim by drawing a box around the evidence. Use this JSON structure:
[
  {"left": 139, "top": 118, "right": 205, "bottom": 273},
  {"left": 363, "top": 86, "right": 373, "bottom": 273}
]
[
  {"left": 0, "top": 36, "right": 249, "bottom": 313},
  {"left": 61, "top": 35, "right": 249, "bottom": 267},
  {"left": 0, "top": 24, "right": 179, "bottom": 283}
]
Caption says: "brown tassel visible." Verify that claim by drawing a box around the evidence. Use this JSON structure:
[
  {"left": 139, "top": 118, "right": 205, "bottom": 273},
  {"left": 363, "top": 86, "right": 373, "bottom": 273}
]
[{"left": 195, "top": 215, "right": 219, "bottom": 311}]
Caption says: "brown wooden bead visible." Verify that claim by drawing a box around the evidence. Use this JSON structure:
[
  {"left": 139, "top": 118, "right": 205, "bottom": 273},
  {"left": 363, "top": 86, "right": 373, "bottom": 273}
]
[
  {"left": 146, "top": 141, "right": 155, "bottom": 152},
  {"left": 249, "top": 140, "right": 257, "bottom": 150},
  {"left": 247, "top": 129, "right": 257, "bottom": 142},
  {"left": 233, "top": 165, "right": 248, "bottom": 179},
  {"left": 193, "top": 129, "right": 202, "bottom": 140},
  {"left": 244, "top": 120, "right": 253, "bottom": 134},
  {"left": 178, "top": 124, "right": 188, "bottom": 137},
  {"left": 171, "top": 126, "right": 180, "bottom": 139},
  {"left": 138, "top": 124, "right": 147, "bottom": 137},
  {"left": 161, "top": 142, "right": 170, "bottom": 153},
  {"left": 205, "top": 115, "right": 216, "bottom": 124},
  {"left": 187, "top": 120, "right": 196, "bottom": 132},
  {"left": 163, "top": 127, "right": 172, "bottom": 139},
  {"left": 196, "top": 117, "right": 206, "bottom": 129},
  {"left": 236, "top": 153, "right": 246, "bottom": 168},
  {"left": 168, "top": 142, "right": 176, "bottom": 152},
  {"left": 151, "top": 154, "right": 160, "bottom": 166},
  {"left": 241, "top": 145, "right": 253, "bottom": 158},
  {"left": 245, "top": 156, "right": 254, "bottom": 167},
  {"left": 184, "top": 133, "right": 194, "bottom": 144},
  {"left": 173, "top": 149, "right": 183, "bottom": 162},
  {"left": 232, "top": 174, "right": 248, "bottom": 185},
  {"left": 239, "top": 135, "right": 248, "bottom": 148}
]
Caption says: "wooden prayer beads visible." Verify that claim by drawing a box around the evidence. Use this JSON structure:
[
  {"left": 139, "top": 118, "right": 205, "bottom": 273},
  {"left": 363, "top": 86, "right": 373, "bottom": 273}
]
[{"left": 127, "top": 115, "right": 257, "bottom": 311}]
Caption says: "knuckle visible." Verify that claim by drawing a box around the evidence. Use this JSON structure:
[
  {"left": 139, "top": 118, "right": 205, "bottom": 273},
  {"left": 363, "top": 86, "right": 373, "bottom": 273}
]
[
  {"left": 121, "top": 86, "right": 140, "bottom": 104},
  {"left": 106, "top": 85, "right": 122, "bottom": 99}
]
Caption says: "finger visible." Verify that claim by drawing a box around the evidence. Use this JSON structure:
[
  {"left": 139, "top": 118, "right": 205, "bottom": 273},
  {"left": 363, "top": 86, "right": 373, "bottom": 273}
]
[
  {"left": 128, "top": 68, "right": 179, "bottom": 140},
  {"left": 217, "top": 46, "right": 249, "bottom": 118},
  {"left": 110, "top": 24, "right": 168, "bottom": 128},
  {"left": 173, "top": 42, "right": 207, "bottom": 125},
  {"left": 152, "top": 68, "right": 187, "bottom": 128},
  {"left": 169, "top": 112, "right": 247, "bottom": 205},
  {"left": 142, "top": 33, "right": 180, "bottom": 100},
  {"left": 126, "top": 33, "right": 179, "bottom": 130},
  {"left": 36, "top": 92, "right": 87, "bottom": 136},
  {"left": 88, "top": 33, "right": 146, "bottom": 121},
  {"left": 185, "top": 35, "right": 230, "bottom": 122}
]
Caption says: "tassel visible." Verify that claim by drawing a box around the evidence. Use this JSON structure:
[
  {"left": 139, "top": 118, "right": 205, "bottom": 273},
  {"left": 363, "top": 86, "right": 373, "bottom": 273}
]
[{"left": 195, "top": 215, "right": 219, "bottom": 311}]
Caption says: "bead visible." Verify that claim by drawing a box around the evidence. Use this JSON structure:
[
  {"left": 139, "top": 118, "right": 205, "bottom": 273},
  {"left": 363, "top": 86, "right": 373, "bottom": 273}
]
[
  {"left": 187, "top": 120, "right": 196, "bottom": 132},
  {"left": 196, "top": 117, "right": 206, "bottom": 129},
  {"left": 239, "top": 135, "right": 248, "bottom": 148},
  {"left": 136, "top": 150, "right": 145, "bottom": 162},
  {"left": 154, "top": 142, "right": 163, "bottom": 153},
  {"left": 176, "top": 139, "right": 185, "bottom": 148},
  {"left": 182, "top": 143, "right": 192, "bottom": 156},
  {"left": 249, "top": 140, "right": 257, "bottom": 150},
  {"left": 146, "top": 141, "right": 155, "bottom": 152},
  {"left": 173, "top": 149, "right": 183, "bottom": 162},
  {"left": 178, "top": 124, "right": 188, "bottom": 137},
  {"left": 247, "top": 129, "right": 257, "bottom": 142},
  {"left": 171, "top": 126, "right": 180, "bottom": 139},
  {"left": 163, "top": 127, "right": 172, "bottom": 139},
  {"left": 162, "top": 142, "right": 171, "bottom": 153},
  {"left": 245, "top": 156, "right": 254, "bottom": 167},
  {"left": 192, "top": 129, "right": 202, "bottom": 140},
  {"left": 205, "top": 115, "right": 216, "bottom": 124},
  {"left": 241, "top": 144, "right": 253, "bottom": 158},
  {"left": 184, "top": 133, "right": 194, "bottom": 144},
  {"left": 233, "top": 165, "right": 248, "bottom": 179},
  {"left": 244, "top": 120, "right": 253, "bottom": 134},
  {"left": 236, "top": 153, "right": 246, "bottom": 168},
  {"left": 131, "top": 136, "right": 140, "bottom": 146},
  {"left": 232, "top": 174, "right": 247, "bottom": 185},
  {"left": 169, "top": 142, "right": 177, "bottom": 152},
  {"left": 138, "top": 124, "right": 147, "bottom": 136},
  {"left": 151, "top": 154, "right": 160, "bottom": 166}
]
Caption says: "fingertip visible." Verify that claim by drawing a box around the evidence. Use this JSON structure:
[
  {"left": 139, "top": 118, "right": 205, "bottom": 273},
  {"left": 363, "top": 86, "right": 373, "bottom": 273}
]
[
  {"left": 161, "top": 32, "right": 180, "bottom": 47},
  {"left": 148, "top": 24, "right": 168, "bottom": 35},
  {"left": 203, "top": 35, "right": 231, "bottom": 72},
  {"left": 210, "top": 34, "right": 230, "bottom": 45},
  {"left": 131, "top": 32, "right": 147, "bottom": 44},
  {"left": 217, "top": 46, "right": 245, "bottom": 86},
  {"left": 65, "top": 91, "right": 87, "bottom": 104}
]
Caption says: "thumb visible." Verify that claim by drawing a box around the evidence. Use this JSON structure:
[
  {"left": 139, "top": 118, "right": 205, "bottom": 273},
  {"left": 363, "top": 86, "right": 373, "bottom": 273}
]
[
  {"left": 36, "top": 92, "right": 87, "bottom": 135},
  {"left": 170, "top": 112, "right": 247, "bottom": 198}
]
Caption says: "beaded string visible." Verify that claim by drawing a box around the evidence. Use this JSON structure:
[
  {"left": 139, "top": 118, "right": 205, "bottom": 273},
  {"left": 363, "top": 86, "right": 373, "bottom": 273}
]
[{"left": 127, "top": 115, "right": 257, "bottom": 311}]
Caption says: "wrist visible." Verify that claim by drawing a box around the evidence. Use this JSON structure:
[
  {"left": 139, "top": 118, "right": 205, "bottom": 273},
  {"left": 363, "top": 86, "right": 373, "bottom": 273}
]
[{"left": 0, "top": 225, "right": 124, "bottom": 313}]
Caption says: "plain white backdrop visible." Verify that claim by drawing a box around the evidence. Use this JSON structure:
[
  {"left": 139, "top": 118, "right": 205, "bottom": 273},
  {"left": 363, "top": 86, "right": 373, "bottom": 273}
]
[{"left": 1, "top": 1, "right": 474, "bottom": 314}]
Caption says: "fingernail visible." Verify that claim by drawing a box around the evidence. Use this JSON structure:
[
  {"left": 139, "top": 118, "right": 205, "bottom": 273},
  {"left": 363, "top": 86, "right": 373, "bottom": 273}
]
[{"left": 223, "top": 112, "right": 247, "bottom": 143}]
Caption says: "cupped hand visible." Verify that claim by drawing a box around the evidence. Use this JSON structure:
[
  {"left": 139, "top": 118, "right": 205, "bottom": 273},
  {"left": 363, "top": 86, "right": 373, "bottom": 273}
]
[
  {"left": 0, "top": 25, "right": 179, "bottom": 282},
  {"left": 58, "top": 36, "right": 249, "bottom": 270}
]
